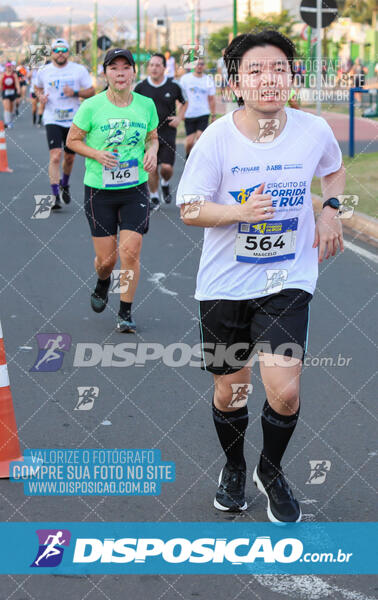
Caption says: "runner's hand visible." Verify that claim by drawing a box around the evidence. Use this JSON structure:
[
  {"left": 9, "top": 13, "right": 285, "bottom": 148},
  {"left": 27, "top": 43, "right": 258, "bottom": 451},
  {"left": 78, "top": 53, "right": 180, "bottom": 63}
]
[
  {"left": 95, "top": 151, "right": 119, "bottom": 168},
  {"left": 313, "top": 206, "right": 344, "bottom": 262},
  {"left": 143, "top": 148, "right": 157, "bottom": 173},
  {"left": 39, "top": 93, "right": 49, "bottom": 106},
  {"left": 63, "top": 85, "right": 75, "bottom": 97},
  {"left": 167, "top": 116, "right": 180, "bottom": 128},
  {"left": 239, "top": 183, "right": 274, "bottom": 222}
]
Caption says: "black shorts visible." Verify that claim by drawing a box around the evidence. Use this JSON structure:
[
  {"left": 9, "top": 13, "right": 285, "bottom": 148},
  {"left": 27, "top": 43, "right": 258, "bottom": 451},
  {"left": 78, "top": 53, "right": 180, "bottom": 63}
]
[
  {"left": 84, "top": 183, "right": 150, "bottom": 237},
  {"left": 184, "top": 115, "right": 209, "bottom": 136},
  {"left": 20, "top": 80, "right": 27, "bottom": 87},
  {"left": 198, "top": 288, "right": 312, "bottom": 375},
  {"left": 157, "top": 127, "right": 176, "bottom": 166},
  {"left": 2, "top": 91, "right": 16, "bottom": 101},
  {"left": 31, "top": 92, "right": 37, "bottom": 99},
  {"left": 45, "top": 123, "right": 75, "bottom": 155}
]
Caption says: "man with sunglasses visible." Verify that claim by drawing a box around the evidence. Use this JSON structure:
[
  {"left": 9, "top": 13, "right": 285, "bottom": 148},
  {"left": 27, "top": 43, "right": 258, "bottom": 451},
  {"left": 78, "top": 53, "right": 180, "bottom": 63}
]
[{"left": 35, "top": 39, "right": 94, "bottom": 210}]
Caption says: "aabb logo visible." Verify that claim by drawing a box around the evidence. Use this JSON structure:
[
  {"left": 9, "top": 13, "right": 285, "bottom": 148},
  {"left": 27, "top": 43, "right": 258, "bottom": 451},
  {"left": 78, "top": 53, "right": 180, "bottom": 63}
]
[
  {"left": 31, "top": 529, "right": 71, "bottom": 567},
  {"left": 266, "top": 164, "right": 282, "bottom": 171}
]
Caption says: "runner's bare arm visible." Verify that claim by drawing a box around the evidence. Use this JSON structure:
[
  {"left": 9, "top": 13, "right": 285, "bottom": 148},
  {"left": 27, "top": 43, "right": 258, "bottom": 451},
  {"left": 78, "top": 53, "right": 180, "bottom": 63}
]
[
  {"left": 78, "top": 86, "right": 95, "bottom": 98},
  {"left": 63, "top": 85, "right": 95, "bottom": 98},
  {"left": 313, "top": 163, "right": 346, "bottom": 262},
  {"left": 208, "top": 95, "right": 216, "bottom": 121},
  {"left": 177, "top": 99, "right": 188, "bottom": 121},
  {"left": 167, "top": 101, "right": 188, "bottom": 127},
  {"left": 180, "top": 184, "right": 274, "bottom": 227},
  {"left": 14, "top": 73, "right": 21, "bottom": 95},
  {"left": 143, "top": 128, "right": 158, "bottom": 173},
  {"left": 145, "top": 128, "right": 159, "bottom": 153},
  {"left": 66, "top": 124, "right": 118, "bottom": 168},
  {"left": 34, "top": 86, "right": 48, "bottom": 104}
]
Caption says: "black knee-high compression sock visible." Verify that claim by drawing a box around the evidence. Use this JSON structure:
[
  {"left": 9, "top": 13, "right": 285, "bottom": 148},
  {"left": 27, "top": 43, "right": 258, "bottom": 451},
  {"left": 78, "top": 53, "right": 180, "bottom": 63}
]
[
  {"left": 260, "top": 399, "right": 300, "bottom": 473},
  {"left": 94, "top": 276, "right": 111, "bottom": 299},
  {"left": 119, "top": 301, "right": 132, "bottom": 319},
  {"left": 212, "top": 401, "right": 248, "bottom": 470}
]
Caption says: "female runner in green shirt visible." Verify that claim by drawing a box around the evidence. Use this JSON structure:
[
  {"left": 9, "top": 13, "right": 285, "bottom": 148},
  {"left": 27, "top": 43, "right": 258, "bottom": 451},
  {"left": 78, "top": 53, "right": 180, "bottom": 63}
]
[{"left": 67, "top": 48, "right": 159, "bottom": 333}]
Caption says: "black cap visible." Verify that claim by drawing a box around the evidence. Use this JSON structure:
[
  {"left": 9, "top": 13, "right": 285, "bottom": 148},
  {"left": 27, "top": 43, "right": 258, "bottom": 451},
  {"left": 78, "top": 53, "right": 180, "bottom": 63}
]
[{"left": 103, "top": 48, "right": 135, "bottom": 70}]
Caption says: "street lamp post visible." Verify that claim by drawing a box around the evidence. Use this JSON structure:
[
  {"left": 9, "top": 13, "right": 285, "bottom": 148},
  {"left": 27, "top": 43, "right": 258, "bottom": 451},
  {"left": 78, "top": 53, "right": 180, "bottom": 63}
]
[
  {"left": 136, "top": 0, "right": 141, "bottom": 78},
  {"left": 91, "top": 0, "right": 98, "bottom": 79},
  {"left": 68, "top": 7, "right": 73, "bottom": 49},
  {"left": 233, "top": 0, "right": 237, "bottom": 38}
]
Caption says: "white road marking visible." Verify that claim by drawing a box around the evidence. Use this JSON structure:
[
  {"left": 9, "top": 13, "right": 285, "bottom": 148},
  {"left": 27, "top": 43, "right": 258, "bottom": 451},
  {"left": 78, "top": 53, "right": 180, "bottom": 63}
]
[
  {"left": 344, "top": 240, "right": 378, "bottom": 264},
  {"left": 253, "top": 575, "right": 377, "bottom": 600},
  {"left": 147, "top": 272, "right": 178, "bottom": 296}
]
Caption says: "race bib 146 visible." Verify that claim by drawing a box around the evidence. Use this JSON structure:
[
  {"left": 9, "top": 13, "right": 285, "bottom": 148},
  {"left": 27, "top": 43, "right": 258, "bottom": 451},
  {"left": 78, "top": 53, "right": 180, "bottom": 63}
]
[{"left": 102, "top": 158, "right": 139, "bottom": 188}]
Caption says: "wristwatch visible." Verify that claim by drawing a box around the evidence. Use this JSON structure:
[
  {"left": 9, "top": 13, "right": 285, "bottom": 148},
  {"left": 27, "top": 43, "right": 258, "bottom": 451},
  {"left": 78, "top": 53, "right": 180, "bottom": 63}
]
[
  {"left": 323, "top": 197, "right": 340, "bottom": 210},
  {"left": 73, "top": 91, "right": 79, "bottom": 98}
]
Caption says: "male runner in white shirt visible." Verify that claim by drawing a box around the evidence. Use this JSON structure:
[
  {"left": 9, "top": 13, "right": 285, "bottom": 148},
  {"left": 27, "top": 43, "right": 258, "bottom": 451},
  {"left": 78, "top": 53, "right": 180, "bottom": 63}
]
[
  {"left": 180, "top": 58, "right": 216, "bottom": 158},
  {"left": 35, "top": 38, "right": 94, "bottom": 210},
  {"left": 177, "top": 30, "right": 345, "bottom": 522}
]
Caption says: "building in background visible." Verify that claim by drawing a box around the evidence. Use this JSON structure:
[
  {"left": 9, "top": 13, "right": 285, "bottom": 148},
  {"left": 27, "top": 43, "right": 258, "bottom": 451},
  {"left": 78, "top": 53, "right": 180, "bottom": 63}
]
[{"left": 237, "top": 0, "right": 299, "bottom": 20}]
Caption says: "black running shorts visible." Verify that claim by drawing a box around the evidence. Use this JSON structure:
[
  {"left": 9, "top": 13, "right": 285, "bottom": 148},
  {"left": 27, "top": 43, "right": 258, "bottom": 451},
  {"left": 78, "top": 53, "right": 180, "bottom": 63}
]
[
  {"left": 184, "top": 115, "right": 209, "bottom": 136},
  {"left": 198, "top": 288, "right": 312, "bottom": 375},
  {"left": 2, "top": 91, "right": 16, "bottom": 101},
  {"left": 45, "top": 123, "right": 75, "bottom": 155},
  {"left": 84, "top": 183, "right": 150, "bottom": 237},
  {"left": 157, "top": 126, "right": 176, "bottom": 166}
]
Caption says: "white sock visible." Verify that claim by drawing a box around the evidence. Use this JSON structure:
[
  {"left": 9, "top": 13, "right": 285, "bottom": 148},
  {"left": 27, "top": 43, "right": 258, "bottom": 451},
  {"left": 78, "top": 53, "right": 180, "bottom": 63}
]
[
  {"left": 160, "top": 177, "right": 170, "bottom": 186},
  {"left": 4, "top": 111, "right": 12, "bottom": 125},
  {"left": 150, "top": 192, "right": 159, "bottom": 200}
]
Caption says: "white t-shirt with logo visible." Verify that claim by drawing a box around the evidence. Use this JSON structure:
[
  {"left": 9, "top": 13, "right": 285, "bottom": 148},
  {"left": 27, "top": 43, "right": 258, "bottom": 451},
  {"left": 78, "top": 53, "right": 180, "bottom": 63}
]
[
  {"left": 36, "top": 61, "right": 93, "bottom": 127},
  {"left": 176, "top": 107, "right": 342, "bottom": 301},
  {"left": 179, "top": 72, "right": 216, "bottom": 118},
  {"left": 30, "top": 67, "right": 40, "bottom": 92},
  {"left": 166, "top": 57, "right": 176, "bottom": 78}
]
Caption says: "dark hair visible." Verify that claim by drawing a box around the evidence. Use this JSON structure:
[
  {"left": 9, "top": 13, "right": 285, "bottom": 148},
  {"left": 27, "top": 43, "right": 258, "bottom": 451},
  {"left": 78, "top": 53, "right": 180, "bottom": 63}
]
[
  {"left": 224, "top": 30, "right": 296, "bottom": 106},
  {"left": 150, "top": 53, "right": 166, "bottom": 68}
]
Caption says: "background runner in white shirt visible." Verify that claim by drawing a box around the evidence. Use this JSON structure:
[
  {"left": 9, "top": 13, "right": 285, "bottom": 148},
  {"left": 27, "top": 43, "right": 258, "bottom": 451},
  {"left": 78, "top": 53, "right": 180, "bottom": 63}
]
[
  {"left": 30, "top": 67, "right": 44, "bottom": 126},
  {"left": 35, "top": 38, "right": 94, "bottom": 209},
  {"left": 177, "top": 30, "right": 345, "bottom": 523},
  {"left": 180, "top": 58, "right": 216, "bottom": 157}
]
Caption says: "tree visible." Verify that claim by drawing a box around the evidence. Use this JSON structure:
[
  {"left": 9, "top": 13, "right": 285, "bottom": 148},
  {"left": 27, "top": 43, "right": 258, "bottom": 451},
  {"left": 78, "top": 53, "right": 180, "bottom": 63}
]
[
  {"left": 338, "top": 0, "right": 376, "bottom": 24},
  {"left": 208, "top": 11, "right": 299, "bottom": 60}
]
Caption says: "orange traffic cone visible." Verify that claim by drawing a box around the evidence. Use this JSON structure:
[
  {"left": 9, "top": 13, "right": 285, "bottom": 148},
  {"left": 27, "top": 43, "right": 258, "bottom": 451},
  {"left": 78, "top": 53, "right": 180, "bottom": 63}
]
[
  {"left": 0, "top": 120, "right": 13, "bottom": 173},
  {"left": 0, "top": 320, "right": 22, "bottom": 478}
]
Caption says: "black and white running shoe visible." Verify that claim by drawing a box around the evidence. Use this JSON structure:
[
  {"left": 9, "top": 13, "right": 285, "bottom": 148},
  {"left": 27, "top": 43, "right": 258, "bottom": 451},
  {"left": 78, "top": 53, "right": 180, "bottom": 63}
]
[
  {"left": 60, "top": 183, "right": 71, "bottom": 204},
  {"left": 214, "top": 463, "right": 247, "bottom": 512},
  {"left": 161, "top": 184, "right": 172, "bottom": 204},
  {"left": 253, "top": 464, "right": 301, "bottom": 523}
]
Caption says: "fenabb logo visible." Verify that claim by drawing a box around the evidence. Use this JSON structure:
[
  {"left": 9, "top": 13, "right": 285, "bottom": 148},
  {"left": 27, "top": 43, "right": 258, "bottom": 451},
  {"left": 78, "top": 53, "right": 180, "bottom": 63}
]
[
  {"left": 73, "top": 536, "right": 303, "bottom": 564},
  {"left": 231, "top": 165, "right": 259, "bottom": 174}
]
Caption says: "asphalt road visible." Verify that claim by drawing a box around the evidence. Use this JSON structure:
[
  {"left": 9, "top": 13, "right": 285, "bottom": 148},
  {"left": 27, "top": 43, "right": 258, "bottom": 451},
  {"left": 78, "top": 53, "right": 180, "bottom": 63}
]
[{"left": 0, "top": 105, "right": 377, "bottom": 599}]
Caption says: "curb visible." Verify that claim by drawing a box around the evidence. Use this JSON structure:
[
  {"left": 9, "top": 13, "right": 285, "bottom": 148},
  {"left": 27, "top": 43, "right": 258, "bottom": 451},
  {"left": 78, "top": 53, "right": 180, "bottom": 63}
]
[{"left": 312, "top": 195, "right": 378, "bottom": 243}]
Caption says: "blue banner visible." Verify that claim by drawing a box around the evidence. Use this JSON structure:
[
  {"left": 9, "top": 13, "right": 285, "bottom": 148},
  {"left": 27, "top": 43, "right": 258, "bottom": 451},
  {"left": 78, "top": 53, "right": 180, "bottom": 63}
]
[
  {"left": 0, "top": 522, "right": 376, "bottom": 574},
  {"left": 10, "top": 449, "right": 175, "bottom": 496}
]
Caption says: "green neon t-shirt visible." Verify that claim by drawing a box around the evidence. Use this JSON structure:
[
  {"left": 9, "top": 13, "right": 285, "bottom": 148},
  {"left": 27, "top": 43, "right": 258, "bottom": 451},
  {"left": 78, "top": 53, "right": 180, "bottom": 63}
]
[{"left": 73, "top": 90, "right": 159, "bottom": 190}]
